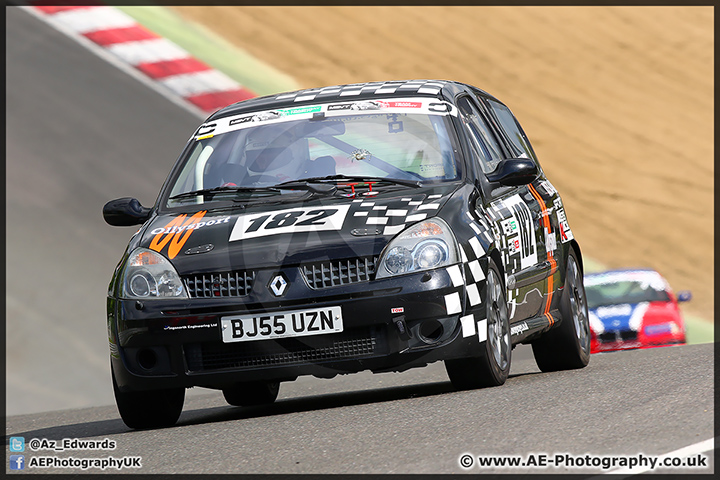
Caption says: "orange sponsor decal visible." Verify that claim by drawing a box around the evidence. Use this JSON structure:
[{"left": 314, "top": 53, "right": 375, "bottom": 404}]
[{"left": 149, "top": 211, "right": 207, "bottom": 259}]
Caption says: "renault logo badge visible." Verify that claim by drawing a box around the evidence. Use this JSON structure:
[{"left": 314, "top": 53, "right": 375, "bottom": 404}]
[{"left": 269, "top": 274, "right": 288, "bottom": 297}]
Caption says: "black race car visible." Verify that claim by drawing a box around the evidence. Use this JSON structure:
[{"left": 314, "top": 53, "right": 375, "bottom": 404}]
[{"left": 104, "top": 80, "right": 590, "bottom": 429}]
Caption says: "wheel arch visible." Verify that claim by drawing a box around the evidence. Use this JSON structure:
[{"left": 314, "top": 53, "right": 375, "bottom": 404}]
[
  {"left": 569, "top": 239, "right": 584, "bottom": 274},
  {"left": 488, "top": 247, "right": 506, "bottom": 288}
]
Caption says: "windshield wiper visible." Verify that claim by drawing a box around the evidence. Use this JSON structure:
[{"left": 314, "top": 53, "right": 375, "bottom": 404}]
[
  {"left": 266, "top": 181, "right": 339, "bottom": 195},
  {"left": 169, "top": 185, "right": 280, "bottom": 201},
  {"left": 170, "top": 183, "right": 333, "bottom": 203},
  {"left": 171, "top": 174, "right": 420, "bottom": 203},
  {"left": 274, "top": 175, "right": 422, "bottom": 189}
]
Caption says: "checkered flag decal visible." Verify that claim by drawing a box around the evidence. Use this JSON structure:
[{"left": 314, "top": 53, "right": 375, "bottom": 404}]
[
  {"left": 275, "top": 80, "right": 448, "bottom": 103},
  {"left": 441, "top": 210, "right": 495, "bottom": 343},
  {"left": 460, "top": 210, "right": 492, "bottom": 310},
  {"left": 350, "top": 194, "right": 444, "bottom": 235}
]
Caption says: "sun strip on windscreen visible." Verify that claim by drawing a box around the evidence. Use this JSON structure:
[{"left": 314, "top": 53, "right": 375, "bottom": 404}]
[{"left": 191, "top": 97, "right": 457, "bottom": 141}]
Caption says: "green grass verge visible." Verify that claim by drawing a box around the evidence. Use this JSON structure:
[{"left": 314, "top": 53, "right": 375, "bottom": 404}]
[
  {"left": 684, "top": 313, "right": 715, "bottom": 345},
  {"left": 115, "top": 5, "right": 299, "bottom": 97},
  {"left": 582, "top": 256, "right": 606, "bottom": 274}
]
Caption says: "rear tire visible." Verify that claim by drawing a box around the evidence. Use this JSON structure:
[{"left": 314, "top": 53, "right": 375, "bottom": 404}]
[
  {"left": 112, "top": 365, "right": 184, "bottom": 429},
  {"left": 223, "top": 381, "right": 280, "bottom": 407},
  {"left": 445, "top": 259, "right": 511, "bottom": 389},
  {"left": 531, "top": 247, "right": 591, "bottom": 372}
]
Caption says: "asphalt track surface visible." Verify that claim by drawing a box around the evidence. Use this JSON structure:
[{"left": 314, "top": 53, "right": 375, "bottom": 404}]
[
  {"left": 6, "top": 6, "right": 200, "bottom": 415},
  {"left": 5, "top": 7, "right": 715, "bottom": 475},
  {"left": 6, "top": 344, "right": 715, "bottom": 474}
]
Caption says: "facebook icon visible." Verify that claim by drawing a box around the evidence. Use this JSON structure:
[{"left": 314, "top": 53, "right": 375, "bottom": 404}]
[{"left": 9, "top": 455, "right": 25, "bottom": 470}]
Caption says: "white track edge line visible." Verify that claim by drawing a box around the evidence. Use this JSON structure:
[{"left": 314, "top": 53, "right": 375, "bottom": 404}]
[{"left": 21, "top": 5, "right": 207, "bottom": 120}]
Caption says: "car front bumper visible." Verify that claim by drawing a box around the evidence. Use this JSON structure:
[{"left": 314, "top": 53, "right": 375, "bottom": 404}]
[
  {"left": 590, "top": 336, "right": 686, "bottom": 353},
  {"left": 109, "top": 265, "right": 485, "bottom": 392}
]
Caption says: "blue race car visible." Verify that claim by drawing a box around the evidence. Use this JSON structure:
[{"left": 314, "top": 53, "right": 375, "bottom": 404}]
[{"left": 585, "top": 269, "right": 690, "bottom": 353}]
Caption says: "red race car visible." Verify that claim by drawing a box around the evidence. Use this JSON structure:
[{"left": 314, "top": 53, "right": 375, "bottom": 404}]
[{"left": 584, "top": 269, "right": 691, "bottom": 353}]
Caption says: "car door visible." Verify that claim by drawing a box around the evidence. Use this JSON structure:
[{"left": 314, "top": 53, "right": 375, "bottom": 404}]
[
  {"left": 455, "top": 94, "right": 548, "bottom": 323},
  {"left": 483, "top": 93, "right": 570, "bottom": 325}
]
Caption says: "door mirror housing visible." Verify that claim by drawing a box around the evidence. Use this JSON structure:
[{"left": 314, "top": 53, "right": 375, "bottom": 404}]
[
  {"left": 103, "top": 197, "right": 151, "bottom": 226},
  {"left": 676, "top": 290, "right": 692, "bottom": 302},
  {"left": 486, "top": 158, "right": 539, "bottom": 186}
]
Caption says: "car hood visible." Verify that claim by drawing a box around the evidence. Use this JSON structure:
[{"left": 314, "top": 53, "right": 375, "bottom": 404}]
[
  {"left": 589, "top": 303, "right": 647, "bottom": 332},
  {"left": 136, "top": 185, "right": 459, "bottom": 274}
]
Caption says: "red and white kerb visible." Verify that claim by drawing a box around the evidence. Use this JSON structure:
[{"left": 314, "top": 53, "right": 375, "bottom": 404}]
[{"left": 28, "top": 4, "right": 256, "bottom": 113}]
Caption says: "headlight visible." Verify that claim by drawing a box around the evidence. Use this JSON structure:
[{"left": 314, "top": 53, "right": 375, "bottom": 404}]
[
  {"left": 376, "top": 218, "right": 459, "bottom": 279},
  {"left": 588, "top": 311, "right": 604, "bottom": 334},
  {"left": 121, "top": 248, "right": 187, "bottom": 299},
  {"left": 644, "top": 322, "right": 678, "bottom": 336}
]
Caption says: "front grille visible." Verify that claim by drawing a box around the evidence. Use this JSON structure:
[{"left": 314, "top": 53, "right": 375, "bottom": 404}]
[
  {"left": 598, "top": 330, "right": 638, "bottom": 343},
  {"left": 183, "top": 271, "right": 256, "bottom": 298},
  {"left": 185, "top": 328, "right": 381, "bottom": 371},
  {"left": 302, "top": 257, "right": 378, "bottom": 289}
]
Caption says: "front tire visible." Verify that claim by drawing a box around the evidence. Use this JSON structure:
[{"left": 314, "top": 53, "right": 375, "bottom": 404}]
[
  {"left": 112, "top": 365, "right": 184, "bottom": 429},
  {"left": 531, "top": 247, "right": 591, "bottom": 372},
  {"left": 223, "top": 381, "right": 280, "bottom": 407},
  {"left": 445, "top": 259, "right": 511, "bottom": 389}
]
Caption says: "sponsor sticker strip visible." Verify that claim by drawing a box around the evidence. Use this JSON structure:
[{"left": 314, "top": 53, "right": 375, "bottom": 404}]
[
  {"left": 553, "top": 197, "right": 574, "bottom": 243},
  {"left": 193, "top": 97, "right": 457, "bottom": 140},
  {"left": 528, "top": 184, "right": 558, "bottom": 327}
]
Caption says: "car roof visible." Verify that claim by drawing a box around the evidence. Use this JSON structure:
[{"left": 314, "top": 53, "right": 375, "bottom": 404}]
[
  {"left": 585, "top": 268, "right": 661, "bottom": 278},
  {"left": 206, "top": 79, "right": 493, "bottom": 121},
  {"left": 584, "top": 268, "right": 670, "bottom": 289}
]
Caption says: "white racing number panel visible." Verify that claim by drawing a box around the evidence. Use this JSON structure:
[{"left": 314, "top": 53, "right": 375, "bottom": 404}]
[
  {"left": 229, "top": 204, "right": 351, "bottom": 241},
  {"left": 501, "top": 194, "right": 538, "bottom": 270},
  {"left": 221, "top": 306, "right": 343, "bottom": 343}
]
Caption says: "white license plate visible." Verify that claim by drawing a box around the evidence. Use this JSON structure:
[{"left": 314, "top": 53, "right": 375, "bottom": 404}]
[{"left": 220, "top": 306, "right": 343, "bottom": 343}]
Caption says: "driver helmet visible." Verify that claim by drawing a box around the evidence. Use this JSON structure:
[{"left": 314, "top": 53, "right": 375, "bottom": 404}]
[{"left": 244, "top": 126, "right": 306, "bottom": 179}]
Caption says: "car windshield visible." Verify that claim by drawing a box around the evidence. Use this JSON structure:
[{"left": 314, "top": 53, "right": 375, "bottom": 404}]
[
  {"left": 164, "top": 98, "right": 461, "bottom": 207},
  {"left": 585, "top": 278, "right": 670, "bottom": 309}
]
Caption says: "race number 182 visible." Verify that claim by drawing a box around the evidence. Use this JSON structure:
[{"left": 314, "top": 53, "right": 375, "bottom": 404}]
[{"left": 229, "top": 205, "right": 351, "bottom": 240}]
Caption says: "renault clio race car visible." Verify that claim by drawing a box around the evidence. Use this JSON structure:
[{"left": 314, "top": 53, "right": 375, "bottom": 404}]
[
  {"left": 585, "top": 269, "right": 690, "bottom": 353},
  {"left": 104, "top": 80, "right": 590, "bottom": 429}
]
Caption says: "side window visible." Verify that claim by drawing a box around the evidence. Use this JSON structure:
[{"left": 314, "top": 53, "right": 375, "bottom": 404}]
[
  {"left": 457, "top": 96, "right": 503, "bottom": 174},
  {"left": 485, "top": 98, "right": 537, "bottom": 161}
]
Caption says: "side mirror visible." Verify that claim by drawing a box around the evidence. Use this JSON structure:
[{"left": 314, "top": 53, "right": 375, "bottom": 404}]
[
  {"left": 676, "top": 290, "right": 692, "bottom": 302},
  {"left": 486, "top": 158, "right": 539, "bottom": 186},
  {"left": 103, "top": 197, "right": 151, "bottom": 226}
]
